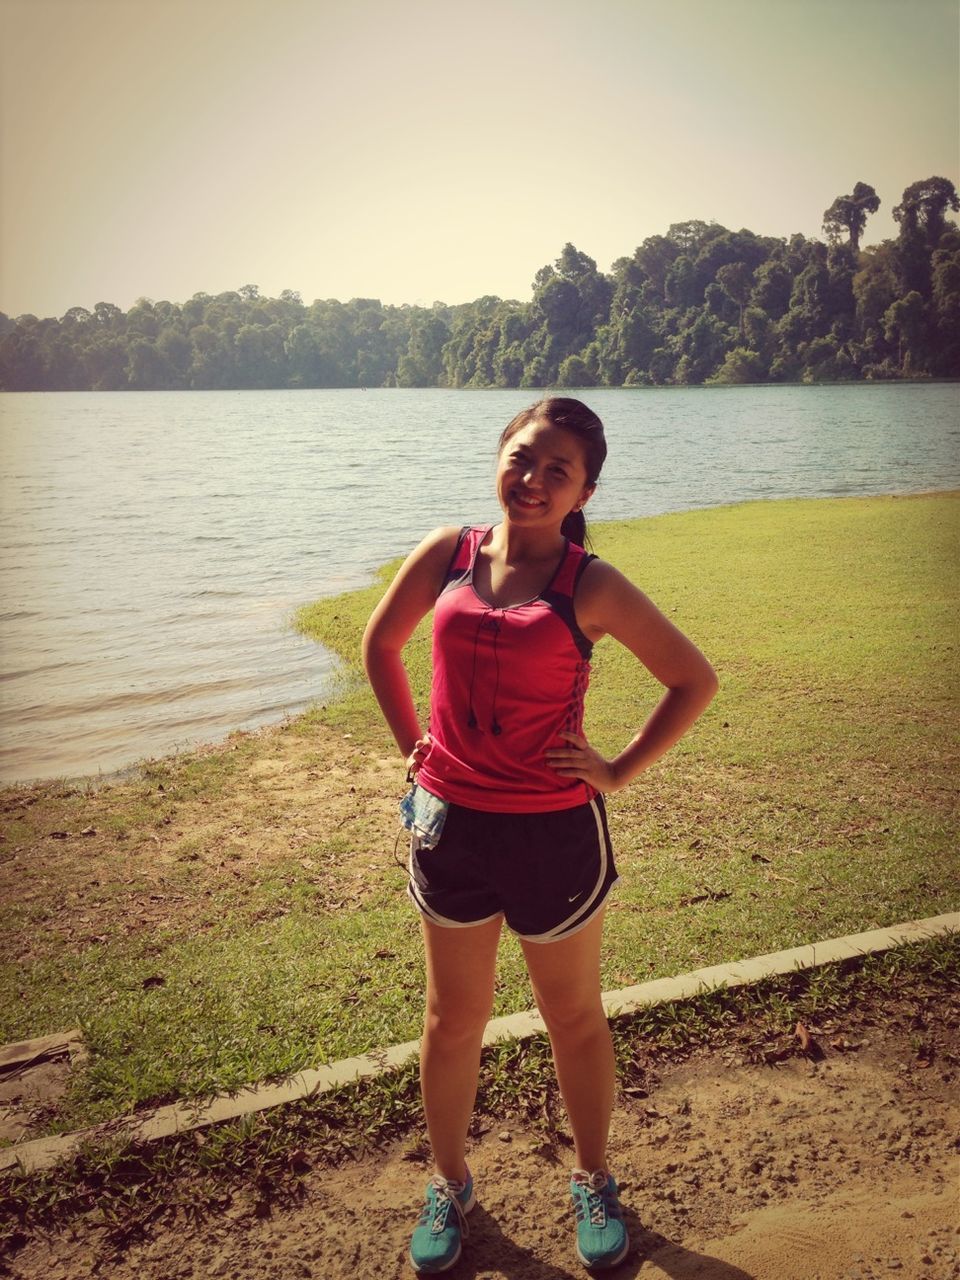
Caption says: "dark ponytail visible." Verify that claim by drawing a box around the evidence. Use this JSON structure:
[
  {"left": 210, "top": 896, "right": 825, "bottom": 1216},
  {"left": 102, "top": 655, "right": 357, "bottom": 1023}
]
[
  {"left": 499, "top": 397, "right": 607, "bottom": 549},
  {"left": 560, "top": 507, "right": 588, "bottom": 547}
]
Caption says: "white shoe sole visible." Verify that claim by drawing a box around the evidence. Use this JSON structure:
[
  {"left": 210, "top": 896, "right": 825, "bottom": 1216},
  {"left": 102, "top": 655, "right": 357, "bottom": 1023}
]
[{"left": 576, "top": 1230, "right": 629, "bottom": 1269}]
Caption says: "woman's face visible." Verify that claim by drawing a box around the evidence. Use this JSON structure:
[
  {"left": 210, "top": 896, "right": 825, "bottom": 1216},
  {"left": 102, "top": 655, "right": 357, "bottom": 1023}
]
[{"left": 496, "top": 419, "right": 594, "bottom": 529}]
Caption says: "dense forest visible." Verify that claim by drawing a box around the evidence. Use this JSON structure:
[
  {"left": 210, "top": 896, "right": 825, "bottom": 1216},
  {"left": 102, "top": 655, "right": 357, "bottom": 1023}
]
[{"left": 2, "top": 177, "right": 958, "bottom": 392}]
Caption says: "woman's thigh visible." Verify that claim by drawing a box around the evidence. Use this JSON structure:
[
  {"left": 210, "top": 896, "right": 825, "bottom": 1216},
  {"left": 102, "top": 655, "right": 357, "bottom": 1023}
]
[
  {"left": 519, "top": 907, "right": 606, "bottom": 1025},
  {"left": 422, "top": 913, "right": 503, "bottom": 1026}
]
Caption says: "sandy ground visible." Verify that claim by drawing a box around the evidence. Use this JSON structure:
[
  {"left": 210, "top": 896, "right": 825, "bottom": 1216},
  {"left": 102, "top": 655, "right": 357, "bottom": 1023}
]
[{"left": 5, "top": 1009, "right": 958, "bottom": 1280}]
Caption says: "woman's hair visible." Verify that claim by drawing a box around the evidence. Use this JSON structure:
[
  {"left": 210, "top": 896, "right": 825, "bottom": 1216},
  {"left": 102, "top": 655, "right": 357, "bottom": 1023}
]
[{"left": 498, "top": 397, "right": 607, "bottom": 547}]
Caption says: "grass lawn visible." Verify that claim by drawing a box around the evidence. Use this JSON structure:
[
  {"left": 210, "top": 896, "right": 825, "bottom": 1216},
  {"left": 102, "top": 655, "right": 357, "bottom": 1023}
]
[{"left": 1, "top": 492, "right": 957, "bottom": 1139}]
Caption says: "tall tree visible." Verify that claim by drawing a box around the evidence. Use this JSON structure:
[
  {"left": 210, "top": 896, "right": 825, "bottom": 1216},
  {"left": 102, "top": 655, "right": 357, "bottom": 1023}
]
[
  {"left": 632, "top": 235, "right": 680, "bottom": 296},
  {"left": 883, "top": 291, "right": 927, "bottom": 373},
  {"left": 750, "top": 257, "right": 793, "bottom": 319},
  {"left": 674, "top": 311, "right": 727, "bottom": 383},
  {"left": 893, "top": 177, "right": 960, "bottom": 300},
  {"left": 893, "top": 177, "right": 960, "bottom": 247},
  {"left": 664, "top": 255, "right": 699, "bottom": 309},
  {"left": 822, "top": 182, "right": 880, "bottom": 253},
  {"left": 666, "top": 220, "right": 722, "bottom": 254},
  {"left": 716, "top": 262, "right": 754, "bottom": 338},
  {"left": 930, "top": 235, "right": 960, "bottom": 375}
]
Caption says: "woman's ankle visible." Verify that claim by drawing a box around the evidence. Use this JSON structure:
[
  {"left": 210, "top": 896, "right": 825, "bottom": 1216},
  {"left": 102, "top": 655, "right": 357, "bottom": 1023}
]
[{"left": 433, "top": 1159, "right": 470, "bottom": 1185}]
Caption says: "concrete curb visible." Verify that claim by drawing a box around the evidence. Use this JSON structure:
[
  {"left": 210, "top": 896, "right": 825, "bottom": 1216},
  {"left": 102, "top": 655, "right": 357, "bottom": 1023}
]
[{"left": 2, "top": 910, "right": 956, "bottom": 1176}]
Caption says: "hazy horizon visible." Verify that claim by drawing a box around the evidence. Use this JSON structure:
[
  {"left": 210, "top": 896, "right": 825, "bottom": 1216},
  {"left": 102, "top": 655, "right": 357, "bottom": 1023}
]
[{"left": 2, "top": 0, "right": 958, "bottom": 321}]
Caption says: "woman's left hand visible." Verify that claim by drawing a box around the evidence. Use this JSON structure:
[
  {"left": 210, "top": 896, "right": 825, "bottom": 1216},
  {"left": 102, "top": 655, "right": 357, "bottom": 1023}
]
[
  {"left": 405, "top": 733, "right": 433, "bottom": 779},
  {"left": 545, "top": 731, "right": 622, "bottom": 793}
]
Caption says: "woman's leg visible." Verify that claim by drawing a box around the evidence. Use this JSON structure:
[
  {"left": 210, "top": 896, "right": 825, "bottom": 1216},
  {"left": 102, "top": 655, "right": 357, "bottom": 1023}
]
[
  {"left": 420, "top": 913, "right": 503, "bottom": 1183},
  {"left": 520, "top": 909, "right": 614, "bottom": 1171}
]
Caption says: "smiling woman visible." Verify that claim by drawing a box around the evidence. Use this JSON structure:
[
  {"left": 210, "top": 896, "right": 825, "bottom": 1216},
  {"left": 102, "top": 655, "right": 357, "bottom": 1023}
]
[
  {"left": 496, "top": 398, "right": 607, "bottom": 550},
  {"left": 361, "top": 395, "right": 718, "bottom": 1273}
]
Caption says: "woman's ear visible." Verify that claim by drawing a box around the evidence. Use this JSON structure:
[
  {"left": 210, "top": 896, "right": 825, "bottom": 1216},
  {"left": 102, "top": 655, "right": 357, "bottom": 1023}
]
[{"left": 575, "top": 484, "right": 596, "bottom": 512}]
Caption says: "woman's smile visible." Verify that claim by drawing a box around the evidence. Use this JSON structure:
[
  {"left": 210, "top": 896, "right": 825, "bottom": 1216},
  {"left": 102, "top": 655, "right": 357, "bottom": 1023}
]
[{"left": 510, "top": 489, "right": 547, "bottom": 509}]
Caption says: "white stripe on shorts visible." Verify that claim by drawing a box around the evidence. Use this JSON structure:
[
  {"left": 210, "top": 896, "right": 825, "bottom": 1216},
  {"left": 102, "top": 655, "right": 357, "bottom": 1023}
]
[
  {"left": 515, "top": 798, "right": 616, "bottom": 944},
  {"left": 406, "top": 839, "right": 503, "bottom": 930}
]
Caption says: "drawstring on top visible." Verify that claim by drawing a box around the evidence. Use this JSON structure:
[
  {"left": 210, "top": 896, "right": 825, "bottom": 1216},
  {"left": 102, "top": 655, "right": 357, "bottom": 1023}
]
[
  {"left": 466, "top": 608, "right": 503, "bottom": 735},
  {"left": 466, "top": 620, "right": 482, "bottom": 730},
  {"left": 489, "top": 618, "right": 503, "bottom": 735}
]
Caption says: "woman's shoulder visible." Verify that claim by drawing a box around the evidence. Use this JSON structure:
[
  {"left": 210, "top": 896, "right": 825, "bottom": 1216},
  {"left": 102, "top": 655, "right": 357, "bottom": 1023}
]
[
  {"left": 403, "top": 525, "right": 461, "bottom": 575},
  {"left": 422, "top": 523, "right": 491, "bottom": 543},
  {"left": 575, "top": 555, "right": 645, "bottom": 609},
  {"left": 576, "top": 554, "right": 620, "bottom": 587},
  {"left": 404, "top": 525, "right": 493, "bottom": 594},
  {"left": 421, "top": 524, "right": 464, "bottom": 551},
  {"left": 425, "top": 523, "right": 495, "bottom": 559}
]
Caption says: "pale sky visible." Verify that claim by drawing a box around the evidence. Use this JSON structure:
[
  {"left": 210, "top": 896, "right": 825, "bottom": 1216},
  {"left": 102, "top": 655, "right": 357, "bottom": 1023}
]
[{"left": 1, "top": 0, "right": 958, "bottom": 319}]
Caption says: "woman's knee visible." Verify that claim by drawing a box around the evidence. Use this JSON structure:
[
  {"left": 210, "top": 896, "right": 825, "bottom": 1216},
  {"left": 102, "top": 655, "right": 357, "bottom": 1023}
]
[
  {"left": 424, "top": 991, "right": 493, "bottom": 1044},
  {"left": 534, "top": 987, "right": 607, "bottom": 1040}
]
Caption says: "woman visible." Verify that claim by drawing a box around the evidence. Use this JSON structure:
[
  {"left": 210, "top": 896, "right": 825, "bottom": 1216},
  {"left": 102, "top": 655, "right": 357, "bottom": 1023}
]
[{"left": 362, "top": 397, "right": 718, "bottom": 1273}]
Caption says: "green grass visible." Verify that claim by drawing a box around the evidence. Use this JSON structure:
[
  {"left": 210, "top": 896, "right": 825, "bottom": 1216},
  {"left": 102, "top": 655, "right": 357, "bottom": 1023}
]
[{"left": 0, "top": 493, "right": 957, "bottom": 1137}]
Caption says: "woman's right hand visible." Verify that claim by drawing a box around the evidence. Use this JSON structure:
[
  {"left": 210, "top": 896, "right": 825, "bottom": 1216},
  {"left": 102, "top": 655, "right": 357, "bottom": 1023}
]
[{"left": 405, "top": 734, "right": 432, "bottom": 778}]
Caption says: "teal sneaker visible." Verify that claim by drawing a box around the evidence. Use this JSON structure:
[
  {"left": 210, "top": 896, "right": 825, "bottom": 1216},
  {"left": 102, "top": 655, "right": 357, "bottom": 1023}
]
[
  {"left": 570, "top": 1168, "right": 629, "bottom": 1270},
  {"left": 409, "top": 1169, "right": 476, "bottom": 1273}
]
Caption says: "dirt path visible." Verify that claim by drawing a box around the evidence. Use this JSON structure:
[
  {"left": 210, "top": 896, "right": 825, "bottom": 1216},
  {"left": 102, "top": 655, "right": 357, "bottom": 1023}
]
[{"left": 6, "top": 1015, "right": 958, "bottom": 1280}]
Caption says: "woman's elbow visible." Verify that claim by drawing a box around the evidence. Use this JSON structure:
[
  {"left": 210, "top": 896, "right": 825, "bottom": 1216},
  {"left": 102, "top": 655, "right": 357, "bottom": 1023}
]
[
  {"left": 675, "top": 655, "right": 718, "bottom": 707},
  {"left": 698, "top": 660, "right": 720, "bottom": 705},
  {"left": 361, "top": 625, "right": 401, "bottom": 676},
  {"left": 360, "top": 620, "right": 381, "bottom": 673},
  {"left": 361, "top": 630, "right": 381, "bottom": 675}
]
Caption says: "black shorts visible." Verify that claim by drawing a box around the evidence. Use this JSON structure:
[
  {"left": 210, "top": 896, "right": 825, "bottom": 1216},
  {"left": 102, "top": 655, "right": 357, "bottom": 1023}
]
[{"left": 407, "top": 796, "right": 618, "bottom": 944}]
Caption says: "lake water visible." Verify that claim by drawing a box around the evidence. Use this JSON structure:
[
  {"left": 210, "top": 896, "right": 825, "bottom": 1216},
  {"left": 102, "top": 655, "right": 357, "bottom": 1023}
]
[{"left": 1, "top": 384, "right": 957, "bottom": 785}]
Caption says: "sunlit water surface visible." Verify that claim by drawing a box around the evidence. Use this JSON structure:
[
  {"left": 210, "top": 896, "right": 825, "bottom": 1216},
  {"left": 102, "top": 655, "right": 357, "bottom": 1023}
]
[{"left": 1, "top": 384, "right": 957, "bottom": 783}]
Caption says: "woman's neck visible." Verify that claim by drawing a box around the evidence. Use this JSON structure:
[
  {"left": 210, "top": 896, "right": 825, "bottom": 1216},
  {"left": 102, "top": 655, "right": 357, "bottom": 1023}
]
[{"left": 489, "top": 519, "right": 566, "bottom": 565}]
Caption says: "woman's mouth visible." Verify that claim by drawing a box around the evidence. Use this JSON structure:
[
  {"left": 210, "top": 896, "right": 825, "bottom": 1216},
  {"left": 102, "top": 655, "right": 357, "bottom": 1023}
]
[{"left": 511, "top": 491, "right": 545, "bottom": 509}]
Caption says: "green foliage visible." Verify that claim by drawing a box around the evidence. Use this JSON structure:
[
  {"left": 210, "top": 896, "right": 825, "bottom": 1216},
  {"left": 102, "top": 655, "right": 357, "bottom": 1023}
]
[
  {"left": 2, "top": 180, "right": 959, "bottom": 393},
  {"left": 822, "top": 181, "right": 881, "bottom": 253},
  {"left": 556, "top": 354, "right": 591, "bottom": 386},
  {"left": 706, "top": 346, "right": 765, "bottom": 384}
]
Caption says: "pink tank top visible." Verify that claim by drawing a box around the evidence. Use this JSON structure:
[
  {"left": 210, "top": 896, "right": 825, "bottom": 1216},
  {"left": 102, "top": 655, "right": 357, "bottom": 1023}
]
[{"left": 416, "top": 525, "right": 597, "bottom": 813}]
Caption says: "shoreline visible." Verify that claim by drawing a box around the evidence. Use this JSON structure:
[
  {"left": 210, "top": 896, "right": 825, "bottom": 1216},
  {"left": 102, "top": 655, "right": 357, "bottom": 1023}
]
[{"left": 3, "top": 487, "right": 958, "bottom": 796}]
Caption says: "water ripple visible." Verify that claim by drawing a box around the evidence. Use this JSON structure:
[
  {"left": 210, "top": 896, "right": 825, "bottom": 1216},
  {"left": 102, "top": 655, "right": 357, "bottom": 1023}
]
[{"left": 1, "top": 384, "right": 957, "bottom": 784}]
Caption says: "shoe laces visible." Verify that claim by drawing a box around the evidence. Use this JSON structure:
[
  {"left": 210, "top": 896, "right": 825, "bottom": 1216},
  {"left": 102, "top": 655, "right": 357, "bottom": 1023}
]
[
  {"left": 424, "top": 1175, "right": 470, "bottom": 1238},
  {"left": 573, "top": 1168, "right": 616, "bottom": 1226}
]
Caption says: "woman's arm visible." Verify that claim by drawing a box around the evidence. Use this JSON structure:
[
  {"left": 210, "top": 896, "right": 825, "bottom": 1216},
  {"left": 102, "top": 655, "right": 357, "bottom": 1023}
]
[
  {"left": 546, "top": 559, "right": 719, "bottom": 792},
  {"left": 361, "top": 526, "right": 461, "bottom": 765}
]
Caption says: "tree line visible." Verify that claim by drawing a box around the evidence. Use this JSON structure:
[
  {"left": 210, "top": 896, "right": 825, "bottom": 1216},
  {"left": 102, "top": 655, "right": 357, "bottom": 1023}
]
[{"left": 2, "top": 177, "right": 958, "bottom": 392}]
